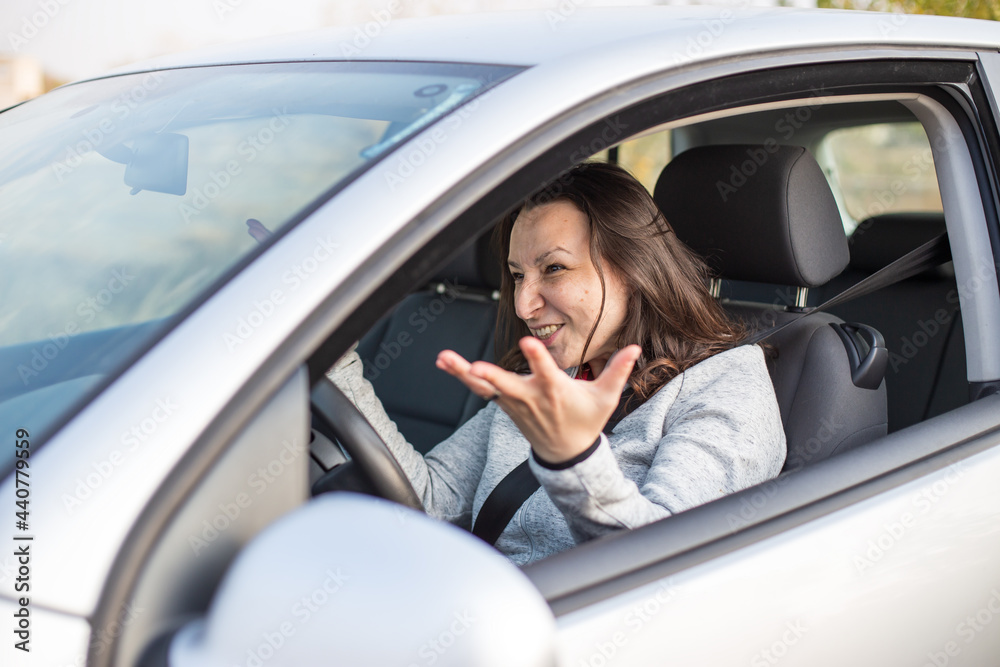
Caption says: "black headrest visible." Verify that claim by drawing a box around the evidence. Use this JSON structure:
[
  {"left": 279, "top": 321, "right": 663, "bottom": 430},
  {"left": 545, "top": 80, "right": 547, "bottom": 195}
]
[
  {"left": 431, "top": 230, "right": 501, "bottom": 291},
  {"left": 654, "top": 145, "right": 849, "bottom": 287},
  {"left": 848, "top": 212, "right": 947, "bottom": 273}
]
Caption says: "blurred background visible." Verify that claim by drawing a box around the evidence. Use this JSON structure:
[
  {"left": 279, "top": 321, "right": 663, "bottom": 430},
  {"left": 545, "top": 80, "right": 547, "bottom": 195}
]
[{"left": 0, "top": 0, "right": 994, "bottom": 108}]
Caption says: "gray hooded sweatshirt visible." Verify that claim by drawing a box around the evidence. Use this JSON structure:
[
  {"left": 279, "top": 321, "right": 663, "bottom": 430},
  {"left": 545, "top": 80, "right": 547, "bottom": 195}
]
[{"left": 327, "top": 344, "right": 786, "bottom": 565}]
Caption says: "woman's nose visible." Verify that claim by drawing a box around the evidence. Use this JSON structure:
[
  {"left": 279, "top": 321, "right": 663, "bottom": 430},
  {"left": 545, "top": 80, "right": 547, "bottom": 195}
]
[{"left": 514, "top": 277, "right": 543, "bottom": 320}]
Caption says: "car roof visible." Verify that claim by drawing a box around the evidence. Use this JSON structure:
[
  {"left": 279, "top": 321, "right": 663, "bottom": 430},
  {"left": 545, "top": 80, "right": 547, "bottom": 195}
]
[{"left": 101, "top": 7, "right": 1000, "bottom": 79}]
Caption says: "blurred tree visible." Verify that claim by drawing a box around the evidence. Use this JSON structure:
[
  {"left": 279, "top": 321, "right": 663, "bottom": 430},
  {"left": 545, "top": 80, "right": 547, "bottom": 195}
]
[{"left": 817, "top": 0, "right": 999, "bottom": 19}]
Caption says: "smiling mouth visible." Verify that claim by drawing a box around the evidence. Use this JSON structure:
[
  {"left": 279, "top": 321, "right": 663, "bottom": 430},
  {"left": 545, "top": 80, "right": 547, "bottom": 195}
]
[{"left": 530, "top": 324, "right": 563, "bottom": 340}]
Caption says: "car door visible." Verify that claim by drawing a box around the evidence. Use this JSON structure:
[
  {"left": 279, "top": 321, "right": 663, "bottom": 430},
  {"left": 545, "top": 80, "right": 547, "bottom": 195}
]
[
  {"left": 518, "top": 55, "right": 1000, "bottom": 667},
  {"left": 197, "top": 46, "right": 1000, "bottom": 667}
]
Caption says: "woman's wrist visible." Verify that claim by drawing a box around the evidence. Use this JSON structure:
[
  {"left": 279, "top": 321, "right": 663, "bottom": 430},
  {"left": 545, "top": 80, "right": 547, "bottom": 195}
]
[{"left": 532, "top": 434, "right": 603, "bottom": 470}]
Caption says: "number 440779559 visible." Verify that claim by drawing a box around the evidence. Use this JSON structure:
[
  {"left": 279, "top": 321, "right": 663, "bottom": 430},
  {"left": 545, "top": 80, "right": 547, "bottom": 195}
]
[{"left": 15, "top": 428, "right": 30, "bottom": 529}]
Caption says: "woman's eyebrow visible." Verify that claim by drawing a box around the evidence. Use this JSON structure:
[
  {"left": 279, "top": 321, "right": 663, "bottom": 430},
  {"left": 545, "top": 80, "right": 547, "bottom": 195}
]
[{"left": 508, "top": 247, "right": 571, "bottom": 270}]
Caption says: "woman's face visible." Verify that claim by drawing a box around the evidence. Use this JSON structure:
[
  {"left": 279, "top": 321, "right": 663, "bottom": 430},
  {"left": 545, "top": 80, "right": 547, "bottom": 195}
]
[{"left": 508, "top": 200, "right": 628, "bottom": 376}]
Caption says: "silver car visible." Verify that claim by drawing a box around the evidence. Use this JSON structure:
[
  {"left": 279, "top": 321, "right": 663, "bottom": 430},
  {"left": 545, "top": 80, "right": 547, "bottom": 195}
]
[{"left": 3, "top": 6, "right": 1000, "bottom": 666}]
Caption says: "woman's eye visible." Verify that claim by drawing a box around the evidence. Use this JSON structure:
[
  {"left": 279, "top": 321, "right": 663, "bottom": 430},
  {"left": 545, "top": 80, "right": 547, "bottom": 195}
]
[
  {"left": 511, "top": 272, "right": 523, "bottom": 282},
  {"left": 545, "top": 264, "right": 565, "bottom": 274}
]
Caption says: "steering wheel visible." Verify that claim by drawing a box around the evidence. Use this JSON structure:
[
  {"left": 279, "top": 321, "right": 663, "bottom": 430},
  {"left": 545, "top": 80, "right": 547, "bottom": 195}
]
[{"left": 310, "top": 377, "right": 425, "bottom": 512}]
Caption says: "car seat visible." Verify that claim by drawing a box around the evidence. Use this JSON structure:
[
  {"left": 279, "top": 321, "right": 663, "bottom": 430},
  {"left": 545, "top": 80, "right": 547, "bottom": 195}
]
[
  {"left": 654, "top": 144, "right": 889, "bottom": 470},
  {"left": 355, "top": 234, "right": 501, "bottom": 453},
  {"left": 818, "top": 212, "right": 967, "bottom": 431}
]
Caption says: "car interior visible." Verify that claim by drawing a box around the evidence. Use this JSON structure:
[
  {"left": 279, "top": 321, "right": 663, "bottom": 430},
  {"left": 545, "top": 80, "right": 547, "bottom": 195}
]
[
  {"left": 121, "top": 61, "right": 1000, "bottom": 667},
  {"left": 311, "top": 99, "right": 963, "bottom": 493}
]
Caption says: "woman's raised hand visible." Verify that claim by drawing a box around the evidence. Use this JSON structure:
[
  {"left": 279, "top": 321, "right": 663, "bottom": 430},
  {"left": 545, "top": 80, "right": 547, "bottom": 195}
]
[{"left": 436, "top": 338, "right": 641, "bottom": 465}]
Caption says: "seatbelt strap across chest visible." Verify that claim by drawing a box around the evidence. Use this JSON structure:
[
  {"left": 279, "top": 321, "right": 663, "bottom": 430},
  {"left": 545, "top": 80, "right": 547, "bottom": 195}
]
[{"left": 471, "top": 389, "right": 634, "bottom": 547}]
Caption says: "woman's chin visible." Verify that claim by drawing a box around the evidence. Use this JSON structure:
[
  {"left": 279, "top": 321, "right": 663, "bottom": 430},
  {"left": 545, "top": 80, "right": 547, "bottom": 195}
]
[
  {"left": 532, "top": 334, "right": 579, "bottom": 370},
  {"left": 548, "top": 350, "right": 577, "bottom": 372}
]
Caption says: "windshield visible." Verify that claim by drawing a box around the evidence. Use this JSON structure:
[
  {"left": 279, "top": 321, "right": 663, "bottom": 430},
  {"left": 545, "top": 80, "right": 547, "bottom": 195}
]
[{"left": 0, "top": 60, "right": 519, "bottom": 447}]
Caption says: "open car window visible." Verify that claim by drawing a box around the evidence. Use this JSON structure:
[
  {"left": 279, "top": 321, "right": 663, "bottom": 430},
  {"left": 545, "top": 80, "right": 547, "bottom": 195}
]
[{"left": 350, "top": 98, "right": 965, "bottom": 454}]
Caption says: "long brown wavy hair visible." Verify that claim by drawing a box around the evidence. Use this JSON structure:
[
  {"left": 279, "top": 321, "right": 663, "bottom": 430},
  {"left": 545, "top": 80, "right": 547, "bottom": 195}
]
[{"left": 493, "top": 161, "right": 747, "bottom": 404}]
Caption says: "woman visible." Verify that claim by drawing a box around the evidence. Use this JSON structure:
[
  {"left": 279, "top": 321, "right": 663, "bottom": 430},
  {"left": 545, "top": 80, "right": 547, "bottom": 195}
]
[{"left": 328, "top": 161, "right": 785, "bottom": 564}]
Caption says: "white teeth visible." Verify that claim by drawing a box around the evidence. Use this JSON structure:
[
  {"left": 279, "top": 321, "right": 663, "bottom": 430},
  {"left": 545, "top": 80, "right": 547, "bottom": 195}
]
[{"left": 531, "top": 324, "right": 561, "bottom": 339}]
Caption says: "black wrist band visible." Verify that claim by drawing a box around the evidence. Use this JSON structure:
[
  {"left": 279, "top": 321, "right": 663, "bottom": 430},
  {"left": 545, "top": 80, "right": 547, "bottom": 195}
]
[{"left": 533, "top": 434, "right": 603, "bottom": 470}]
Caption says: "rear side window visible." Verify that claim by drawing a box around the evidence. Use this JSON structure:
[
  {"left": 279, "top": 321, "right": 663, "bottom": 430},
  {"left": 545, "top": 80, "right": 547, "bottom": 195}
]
[
  {"left": 591, "top": 131, "right": 671, "bottom": 193},
  {"left": 816, "top": 122, "right": 943, "bottom": 232}
]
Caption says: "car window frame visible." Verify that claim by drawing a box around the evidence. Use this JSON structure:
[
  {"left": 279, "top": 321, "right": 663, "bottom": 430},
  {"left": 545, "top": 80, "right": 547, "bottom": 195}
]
[
  {"left": 522, "top": 64, "right": 1000, "bottom": 612},
  {"left": 304, "top": 55, "right": 1000, "bottom": 611}
]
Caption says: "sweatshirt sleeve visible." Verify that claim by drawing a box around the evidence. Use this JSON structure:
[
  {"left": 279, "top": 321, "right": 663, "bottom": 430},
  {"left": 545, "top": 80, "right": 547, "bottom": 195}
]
[
  {"left": 529, "top": 348, "right": 786, "bottom": 543},
  {"left": 326, "top": 348, "right": 494, "bottom": 529},
  {"left": 528, "top": 433, "right": 668, "bottom": 542}
]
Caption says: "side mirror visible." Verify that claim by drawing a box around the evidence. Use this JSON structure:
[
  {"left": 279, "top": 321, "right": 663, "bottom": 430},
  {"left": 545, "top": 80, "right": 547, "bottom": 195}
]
[
  {"left": 167, "top": 493, "right": 557, "bottom": 666},
  {"left": 123, "top": 132, "right": 188, "bottom": 196}
]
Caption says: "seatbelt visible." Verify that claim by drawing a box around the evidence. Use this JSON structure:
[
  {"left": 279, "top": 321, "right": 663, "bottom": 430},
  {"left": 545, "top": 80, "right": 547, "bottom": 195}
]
[
  {"left": 472, "top": 232, "right": 951, "bottom": 547},
  {"left": 471, "top": 459, "right": 538, "bottom": 546},
  {"left": 471, "top": 389, "right": 633, "bottom": 546},
  {"left": 747, "top": 232, "right": 951, "bottom": 344}
]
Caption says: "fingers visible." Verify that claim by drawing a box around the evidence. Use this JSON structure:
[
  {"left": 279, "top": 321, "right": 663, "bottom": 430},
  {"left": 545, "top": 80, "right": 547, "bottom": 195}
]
[
  {"left": 594, "top": 344, "right": 642, "bottom": 394},
  {"left": 440, "top": 342, "right": 640, "bottom": 409},
  {"left": 517, "top": 336, "right": 563, "bottom": 380},
  {"left": 437, "top": 350, "right": 501, "bottom": 400},
  {"left": 467, "top": 337, "right": 570, "bottom": 404},
  {"left": 467, "top": 358, "right": 526, "bottom": 400}
]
